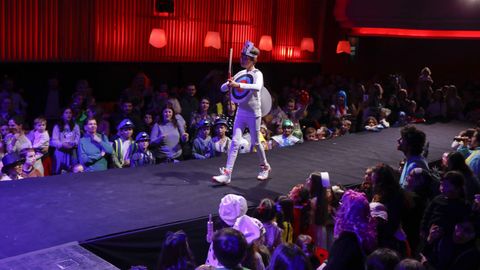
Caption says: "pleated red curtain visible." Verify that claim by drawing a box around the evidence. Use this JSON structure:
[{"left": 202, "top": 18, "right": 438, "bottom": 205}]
[{"left": 0, "top": 0, "right": 325, "bottom": 62}]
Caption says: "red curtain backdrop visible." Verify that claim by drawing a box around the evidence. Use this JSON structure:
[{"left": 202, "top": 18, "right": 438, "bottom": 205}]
[{"left": 0, "top": 0, "right": 326, "bottom": 62}]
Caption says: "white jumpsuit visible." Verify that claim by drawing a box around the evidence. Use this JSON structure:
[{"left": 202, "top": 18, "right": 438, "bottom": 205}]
[{"left": 220, "top": 68, "right": 268, "bottom": 172}]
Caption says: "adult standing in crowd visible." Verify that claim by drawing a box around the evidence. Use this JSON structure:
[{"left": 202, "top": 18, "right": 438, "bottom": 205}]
[
  {"left": 397, "top": 125, "right": 429, "bottom": 188},
  {"left": 78, "top": 118, "right": 113, "bottom": 172},
  {"left": 189, "top": 97, "right": 216, "bottom": 138},
  {"left": 109, "top": 98, "right": 143, "bottom": 136},
  {"left": 51, "top": 107, "right": 81, "bottom": 174},
  {"left": 446, "top": 151, "right": 480, "bottom": 202},
  {"left": 44, "top": 76, "right": 64, "bottom": 122},
  {"left": 371, "top": 164, "right": 410, "bottom": 257},
  {"left": 0, "top": 77, "right": 28, "bottom": 116},
  {"left": 150, "top": 104, "right": 189, "bottom": 163},
  {"left": 0, "top": 97, "right": 18, "bottom": 124},
  {"left": 4, "top": 115, "right": 32, "bottom": 154},
  {"left": 180, "top": 83, "right": 199, "bottom": 127}
]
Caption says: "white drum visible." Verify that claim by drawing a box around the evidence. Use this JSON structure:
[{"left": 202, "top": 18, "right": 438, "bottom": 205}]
[{"left": 261, "top": 86, "right": 272, "bottom": 117}]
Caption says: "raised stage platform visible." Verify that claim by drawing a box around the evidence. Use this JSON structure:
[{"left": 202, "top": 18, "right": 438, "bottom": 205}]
[{"left": 0, "top": 122, "right": 470, "bottom": 268}]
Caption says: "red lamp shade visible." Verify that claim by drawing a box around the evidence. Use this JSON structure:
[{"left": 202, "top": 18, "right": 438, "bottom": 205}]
[
  {"left": 300, "top": 37, "right": 315, "bottom": 52},
  {"left": 149, "top": 28, "right": 167, "bottom": 48},
  {"left": 204, "top": 31, "right": 221, "bottom": 49},
  {"left": 258, "top": 35, "right": 273, "bottom": 51},
  {"left": 336, "top": 40, "right": 351, "bottom": 54}
]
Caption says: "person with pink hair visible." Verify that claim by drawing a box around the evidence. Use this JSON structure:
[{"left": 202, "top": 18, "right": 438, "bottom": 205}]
[{"left": 324, "top": 190, "right": 376, "bottom": 270}]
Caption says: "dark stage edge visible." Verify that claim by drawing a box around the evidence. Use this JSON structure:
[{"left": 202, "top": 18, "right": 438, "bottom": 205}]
[{"left": 0, "top": 122, "right": 470, "bottom": 260}]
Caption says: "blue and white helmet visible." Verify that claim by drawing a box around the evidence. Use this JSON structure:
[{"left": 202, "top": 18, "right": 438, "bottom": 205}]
[
  {"left": 135, "top": 132, "right": 150, "bottom": 142},
  {"left": 241, "top": 40, "right": 258, "bottom": 58}
]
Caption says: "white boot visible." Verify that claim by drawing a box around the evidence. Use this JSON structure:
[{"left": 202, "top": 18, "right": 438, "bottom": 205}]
[
  {"left": 212, "top": 167, "right": 232, "bottom": 184},
  {"left": 257, "top": 164, "right": 271, "bottom": 181}
]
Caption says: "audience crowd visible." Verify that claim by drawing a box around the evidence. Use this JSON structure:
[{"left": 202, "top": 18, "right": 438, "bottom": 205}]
[
  {"left": 1, "top": 67, "right": 477, "bottom": 176},
  {"left": 138, "top": 122, "right": 480, "bottom": 270},
  {"left": 1, "top": 67, "right": 480, "bottom": 270}
]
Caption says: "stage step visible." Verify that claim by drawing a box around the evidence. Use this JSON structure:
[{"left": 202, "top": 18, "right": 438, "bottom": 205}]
[{"left": 0, "top": 242, "right": 119, "bottom": 270}]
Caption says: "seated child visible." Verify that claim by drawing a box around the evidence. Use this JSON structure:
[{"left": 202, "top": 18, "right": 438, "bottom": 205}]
[
  {"left": 26, "top": 117, "right": 49, "bottom": 174},
  {"left": 259, "top": 124, "right": 271, "bottom": 150},
  {"left": 20, "top": 148, "right": 43, "bottom": 178},
  {"left": 192, "top": 119, "right": 215, "bottom": 160},
  {"left": 112, "top": 119, "right": 135, "bottom": 168},
  {"left": 304, "top": 127, "right": 318, "bottom": 141},
  {"left": 364, "top": 116, "right": 384, "bottom": 132},
  {"left": 1, "top": 152, "right": 24, "bottom": 181},
  {"left": 339, "top": 119, "right": 352, "bottom": 136},
  {"left": 130, "top": 132, "right": 155, "bottom": 167},
  {"left": 316, "top": 126, "right": 331, "bottom": 140},
  {"left": 378, "top": 108, "right": 391, "bottom": 128},
  {"left": 393, "top": 111, "right": 408, "bottom": 127},
  {"left": 212, "top": 118, "right": 231, "bottom": 157},
  {"left": 253, "top": 198, "right": 283, "bottom": 253},
  {"left": 407, "top": 101, "right": 426, "bottom": 123},
  {"left": 270, "top": 119, "right": 301, "bottom": 148}
]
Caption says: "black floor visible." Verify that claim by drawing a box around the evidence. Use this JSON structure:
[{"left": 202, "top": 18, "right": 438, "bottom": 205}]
[{"left": 0, "top": 121, "right": 470, "bottom": 259}]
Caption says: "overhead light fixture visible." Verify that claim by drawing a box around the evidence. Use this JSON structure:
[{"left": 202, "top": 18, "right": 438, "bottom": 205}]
[
  {"left": 149, "top": 28, "right": 167, "bottom": 48},
  {"left": 336, "top": 40, "right": 351, "bottom": 54},
  {"left": 204, "top": 31, "right": 221, "bottom": 49},
  {"left": 259, "top": 35, "right": 273, "bottom": 51},
  {"left": 300, "top": 37, "right": 315, "bottom": 52}
]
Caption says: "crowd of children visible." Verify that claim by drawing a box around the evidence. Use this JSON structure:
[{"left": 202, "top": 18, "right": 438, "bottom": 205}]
[
  {"left": 141, "top": 124, "right": 480, "bottom": 270},
  {"left": 0, "top": 65, "right": 475, "bottom": 179}
]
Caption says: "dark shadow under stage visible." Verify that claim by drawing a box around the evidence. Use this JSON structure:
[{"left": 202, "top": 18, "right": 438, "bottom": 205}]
[{"left": 0, "top": 122, "right": 470, "bottom": 268}]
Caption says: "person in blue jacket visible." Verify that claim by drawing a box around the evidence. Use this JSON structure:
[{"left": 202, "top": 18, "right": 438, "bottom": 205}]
[{"left": 78, "top": 118, "right": 113, "bottom": 172}]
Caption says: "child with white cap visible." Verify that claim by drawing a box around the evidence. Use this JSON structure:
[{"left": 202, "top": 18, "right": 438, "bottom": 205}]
[
  {"left": 205, "top": 194, "right": 248, "bottom": 268},
  {"left": 212, "top": 40, "right": 271, "bottom": 184}
]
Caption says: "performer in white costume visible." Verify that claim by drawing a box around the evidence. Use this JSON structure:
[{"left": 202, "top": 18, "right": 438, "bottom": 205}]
[{"left": 212, "top": 41, "right": 271, "bottom": 184}]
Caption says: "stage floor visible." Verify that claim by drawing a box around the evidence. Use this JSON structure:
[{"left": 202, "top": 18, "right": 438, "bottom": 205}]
[{"left": 0, "top": 121, "right": 470, "bottom": 259}]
